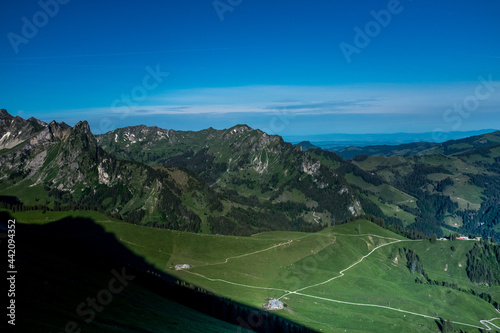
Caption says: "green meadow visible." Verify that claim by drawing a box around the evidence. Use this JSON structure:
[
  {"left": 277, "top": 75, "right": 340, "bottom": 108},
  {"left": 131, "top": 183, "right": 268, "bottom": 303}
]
[{"left": 10, "top": 210, "right": 500, "bottom": 332}]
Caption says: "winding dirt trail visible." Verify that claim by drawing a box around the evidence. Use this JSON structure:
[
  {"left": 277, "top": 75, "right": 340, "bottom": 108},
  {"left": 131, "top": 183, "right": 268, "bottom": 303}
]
[
  {"left": 194, "top": 239, "right": 297, "bottom": 267},
  {"left": 178, "top": 232, "right": 499, "bottom": 331},
  {"left": 312, "top": 211, "right": 321, "bottom": 224},
  {"left": 277, "top": 237, "right": 406, "bottom": 299}
]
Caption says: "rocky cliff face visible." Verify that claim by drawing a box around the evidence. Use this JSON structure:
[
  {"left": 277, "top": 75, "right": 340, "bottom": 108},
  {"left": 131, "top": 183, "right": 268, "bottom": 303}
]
[
  {"left": 0, "top": 113, "right": 88, "bottom": 188},
  {"left": 0, "top": 109, "right": 47, "bottom": 150}
]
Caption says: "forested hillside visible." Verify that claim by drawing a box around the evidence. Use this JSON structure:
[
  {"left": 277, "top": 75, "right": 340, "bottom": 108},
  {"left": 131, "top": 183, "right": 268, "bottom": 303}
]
[{"left": 323, "top": 139, "right": 500, "bottom": 239}]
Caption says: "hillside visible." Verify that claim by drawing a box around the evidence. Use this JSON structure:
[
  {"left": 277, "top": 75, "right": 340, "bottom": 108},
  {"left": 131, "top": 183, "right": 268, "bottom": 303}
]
[
  {"left": 1, "top": 210, "right": 313, "bottom": 332},
  {"left": 96, "top": 123, "right": 363, "bottom": 230},
  {"left": 297, "top": 130, "right": 500, "bottom": 240},
  {"left": 86, "top": 218, "right": 500, "bottom": 332},
  {"left": 11, "top": 210, "right": 500, "bottom": 332},
  {"left": 330, "top": 143, "right": 500, "bottom": 240}
]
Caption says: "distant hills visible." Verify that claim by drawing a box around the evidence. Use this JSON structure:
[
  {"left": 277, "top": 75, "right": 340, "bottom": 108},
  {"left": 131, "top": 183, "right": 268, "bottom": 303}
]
[
  {"left": 295, "top": 131, "right": 500, "bottom": 241},
  {"left": 319, "top": 130, "right": 500, "bottom": 238},
  {"left": 1, "top": 109, "right": 499, "bottom": 240},
  {"left": 335, "top": 130, "right": 500, "bottom": 159},
  {"left": 285, "top": 129, "right": 498, "bottom": 151},
  {"left": 295, "top": 141, "right": 318, "bottom": 151}
]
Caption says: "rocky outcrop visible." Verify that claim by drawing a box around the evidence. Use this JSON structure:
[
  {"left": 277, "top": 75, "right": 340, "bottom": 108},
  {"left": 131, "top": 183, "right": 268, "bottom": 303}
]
[{"left": 0, "top": 110, "right": 47, "bottom": 150}]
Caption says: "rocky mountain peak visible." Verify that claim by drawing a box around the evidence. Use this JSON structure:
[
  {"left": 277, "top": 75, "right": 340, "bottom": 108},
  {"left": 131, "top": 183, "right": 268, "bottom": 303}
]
[
  {"left": 47, "top": 121, "right": 72, "bottom": 141},
  {"left": 74, "top": 120, "right": 91, "bottom": 134},
  {"left": 27, "top": 117, "right": 48, "bottom": 127},
  {"left": 0, "top": 109, "right": 13, "bottom": 120},
  {"left": 0, "top": 111, "right": 49, "bottom": 150},
  {"left": 66, "top": 120, "right": 99, "bottom": 154},
  {"left": 0, "top": 110, "right": 15, "bottom": 131},
  {"left": 226, "top": 124, "right": 252, "bottom": 135}
]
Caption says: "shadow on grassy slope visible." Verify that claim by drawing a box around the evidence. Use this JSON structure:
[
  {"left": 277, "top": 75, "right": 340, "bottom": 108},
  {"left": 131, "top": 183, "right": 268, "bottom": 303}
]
[{"left": 0, "top": 211, "right": 314, "bottom": 333}]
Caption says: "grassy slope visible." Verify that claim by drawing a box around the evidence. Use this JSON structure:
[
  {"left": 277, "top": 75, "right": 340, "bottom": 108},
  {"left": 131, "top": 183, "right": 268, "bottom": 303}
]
[
  {"left": 27, "top": 271, "right": 252, "bottom": 333},
  {"left": 12, "top": 210, "right": 500, "bottom": 332},
  {"left": 0, "top": 182, "right": 53, "bottom": 207},
  {"left": 2, "top": 210, "right": 253, "bottom": 333}
]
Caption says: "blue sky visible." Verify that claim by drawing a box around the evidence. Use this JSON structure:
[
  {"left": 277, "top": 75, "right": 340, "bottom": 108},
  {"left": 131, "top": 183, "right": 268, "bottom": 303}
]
[{"left": 1, "top": 0, "right": 500, "bottom": 139}]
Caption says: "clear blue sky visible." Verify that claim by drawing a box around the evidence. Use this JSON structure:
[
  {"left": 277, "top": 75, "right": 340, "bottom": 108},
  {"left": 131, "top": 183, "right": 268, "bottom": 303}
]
[{"left": 1, "top": 0, "right": 499, "bottom": 138}]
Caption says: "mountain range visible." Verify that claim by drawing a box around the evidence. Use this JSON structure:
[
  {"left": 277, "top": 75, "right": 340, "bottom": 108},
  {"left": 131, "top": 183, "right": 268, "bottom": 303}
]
[
  {"left": 1, "top": 109, "right": 499, "bottom": 240},
  {"left": 0, "top": 110, "right": 360, "bottom": 236}
]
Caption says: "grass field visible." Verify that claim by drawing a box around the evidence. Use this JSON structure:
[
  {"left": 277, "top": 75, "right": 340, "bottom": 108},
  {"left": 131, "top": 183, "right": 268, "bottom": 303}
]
[
  {"left": 9, "top": 210, "right": 500, "bottom": 332},
  {"left": 0, "top": 181, "right": 53, "bottom": 206},
  {"left": 2, "top": 210, "right": 254, "bottom": 333}
]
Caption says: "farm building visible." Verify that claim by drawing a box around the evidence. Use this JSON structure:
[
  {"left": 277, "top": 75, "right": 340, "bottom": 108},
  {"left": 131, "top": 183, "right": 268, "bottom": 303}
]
[
  {"left": 175, "top": 264, "right": 191, "bottom": 270},
  {"left": 264, "top": 299, "right": 284, "bottom": 310}
]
